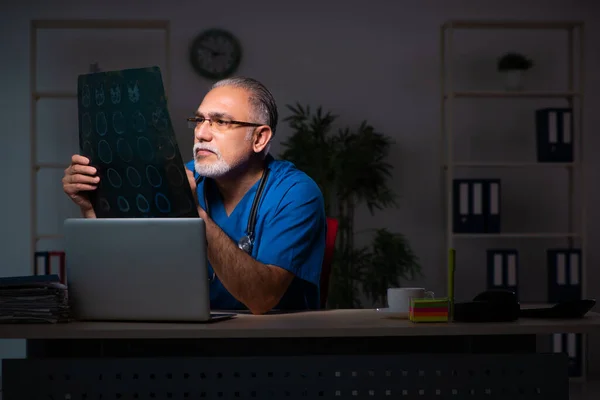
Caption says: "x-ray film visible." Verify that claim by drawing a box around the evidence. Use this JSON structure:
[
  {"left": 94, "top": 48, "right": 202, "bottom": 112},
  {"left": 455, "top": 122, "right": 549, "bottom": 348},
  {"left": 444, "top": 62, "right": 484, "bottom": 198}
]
[{"left": 77, "top": 66, "right": 198, "bottom": 218}]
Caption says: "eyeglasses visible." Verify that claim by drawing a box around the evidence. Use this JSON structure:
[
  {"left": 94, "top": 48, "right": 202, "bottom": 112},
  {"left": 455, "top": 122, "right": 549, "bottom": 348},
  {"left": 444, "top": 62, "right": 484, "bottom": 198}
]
[{"left": 187, "top": 116, "right": 264, "bottom": 134}]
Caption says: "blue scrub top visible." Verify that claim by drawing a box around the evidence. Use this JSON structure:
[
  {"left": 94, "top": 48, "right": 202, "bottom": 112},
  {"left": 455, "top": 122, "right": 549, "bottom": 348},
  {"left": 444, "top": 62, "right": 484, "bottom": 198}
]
[{"left": 184, "top": 154, "right": 327, "bottom": 311}]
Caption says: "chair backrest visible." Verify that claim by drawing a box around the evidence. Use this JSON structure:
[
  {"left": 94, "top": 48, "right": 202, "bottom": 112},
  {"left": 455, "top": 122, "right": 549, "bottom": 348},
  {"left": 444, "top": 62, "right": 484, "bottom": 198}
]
[{"left": 320, "top": 217, "right": 339, "bottom": 309}]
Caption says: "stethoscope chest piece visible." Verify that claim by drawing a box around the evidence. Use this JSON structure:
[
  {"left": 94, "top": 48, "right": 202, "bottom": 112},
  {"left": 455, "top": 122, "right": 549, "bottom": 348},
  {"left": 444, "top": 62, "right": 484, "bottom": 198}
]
[
  {"left": 238, "top": 234, "right": 254, "bottom": 254},
  {"left": 199, "top": 167, "right": 270, "bottom": 258}
]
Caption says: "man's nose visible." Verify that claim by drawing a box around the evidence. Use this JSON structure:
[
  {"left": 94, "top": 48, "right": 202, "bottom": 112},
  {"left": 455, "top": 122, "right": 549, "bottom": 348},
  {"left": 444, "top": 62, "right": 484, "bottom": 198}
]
[{"left": 195, "top": 120, "right": 213, "bottom": 142}]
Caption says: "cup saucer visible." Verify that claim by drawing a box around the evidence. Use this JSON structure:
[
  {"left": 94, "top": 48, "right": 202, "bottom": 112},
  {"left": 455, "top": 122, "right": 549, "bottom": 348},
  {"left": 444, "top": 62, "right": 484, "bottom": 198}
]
[{"left": 375, "top": 308, "right": 409, "bottom": 319}]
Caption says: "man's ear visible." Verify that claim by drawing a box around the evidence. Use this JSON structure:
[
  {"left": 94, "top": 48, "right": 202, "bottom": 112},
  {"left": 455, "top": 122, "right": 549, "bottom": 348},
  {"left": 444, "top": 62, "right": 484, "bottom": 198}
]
[{"left": 252, "top": 126, "right": 273, "bottom": 153}]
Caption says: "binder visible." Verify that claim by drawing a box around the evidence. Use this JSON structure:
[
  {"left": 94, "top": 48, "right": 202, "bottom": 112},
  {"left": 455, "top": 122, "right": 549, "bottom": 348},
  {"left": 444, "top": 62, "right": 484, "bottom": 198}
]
[
  {"left": 452, "top": 179, "right": 485, "bottom": 233},
  {"left": 552, "top": 332, "right": 583, "bottom": 377},
  {"left": 34, "top": 251, "right": 50, "bottom": 275},
  {"left": 536, "top": 108, "right": 574, "bottom": 162},
  {"left": 483, "top": 179, "right": 501, "bottom": 233},
  {"left": 452, "top": 179, "right": 471, "bottom": 233},
  {"left": 547, "top": 248, "right": 581, "bottom": 303},
  {"left": 34, "top": 251, "right": 67, "bottom": 284},
  {"left": 548, "top": 248, "right": 583, "bottom": 378},
  {"left": 486, "top": 249, "right": 518, "bottom": 299}
]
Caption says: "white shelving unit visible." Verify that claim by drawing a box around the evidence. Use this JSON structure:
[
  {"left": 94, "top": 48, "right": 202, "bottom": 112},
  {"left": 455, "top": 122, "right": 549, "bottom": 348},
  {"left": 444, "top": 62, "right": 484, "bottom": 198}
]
[
  {"left": 440, "top": 20, "right": 586, "bottom": 378},
  {"left": 29, "top": 19, "right": 171, "bottom": 273}
]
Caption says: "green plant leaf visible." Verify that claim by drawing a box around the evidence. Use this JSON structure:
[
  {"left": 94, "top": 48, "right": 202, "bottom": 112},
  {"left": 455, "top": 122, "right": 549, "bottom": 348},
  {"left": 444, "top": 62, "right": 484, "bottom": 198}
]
[
  {"left": 279, "top": 104, "right": 422, "bottom": 309},
  {"left": 360, "top": 229, "right": 422, "bottom": 307},
  {"left": 497, "top": 52, "right": 533, "bottom": 71}
]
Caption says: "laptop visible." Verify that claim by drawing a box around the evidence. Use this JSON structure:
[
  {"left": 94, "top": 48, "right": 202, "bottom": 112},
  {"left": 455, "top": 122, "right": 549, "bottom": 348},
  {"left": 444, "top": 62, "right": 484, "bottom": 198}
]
[{"left": 63, "top": 218, "right": 235, "bottom": 322}]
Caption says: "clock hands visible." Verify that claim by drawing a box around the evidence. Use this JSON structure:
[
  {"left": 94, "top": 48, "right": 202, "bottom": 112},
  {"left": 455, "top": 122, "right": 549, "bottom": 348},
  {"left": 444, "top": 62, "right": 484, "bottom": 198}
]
[
  {"left": 197, "top": 44, "right": 224, "bottom": 57},
  {"left": 190, "top": 29, "right": 241, "bottom": 79}
]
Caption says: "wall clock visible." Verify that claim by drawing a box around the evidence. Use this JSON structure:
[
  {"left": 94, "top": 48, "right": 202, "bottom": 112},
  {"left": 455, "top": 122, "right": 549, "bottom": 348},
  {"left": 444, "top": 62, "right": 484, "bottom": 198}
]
[{"left": 189, "top": 29, "right": 242, "bottom": 80}]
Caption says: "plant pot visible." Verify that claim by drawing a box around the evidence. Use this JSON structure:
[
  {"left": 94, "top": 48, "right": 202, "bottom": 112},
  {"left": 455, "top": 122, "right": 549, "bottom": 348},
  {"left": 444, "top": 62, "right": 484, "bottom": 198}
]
[{"left": 502, "top": 69, "right": 526, "bottom": 91}]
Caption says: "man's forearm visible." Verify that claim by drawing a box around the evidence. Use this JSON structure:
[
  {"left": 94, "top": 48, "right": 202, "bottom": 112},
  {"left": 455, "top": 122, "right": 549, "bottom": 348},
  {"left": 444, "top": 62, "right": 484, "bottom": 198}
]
[{"left": 205, "top": 219, "right": 283, "bottom": 314}]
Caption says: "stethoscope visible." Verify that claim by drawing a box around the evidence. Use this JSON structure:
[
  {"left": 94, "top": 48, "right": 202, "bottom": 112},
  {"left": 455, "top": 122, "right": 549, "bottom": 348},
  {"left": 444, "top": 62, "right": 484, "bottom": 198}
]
[{"left": 195, "top": 168, "right": 270, "bottom": 281}]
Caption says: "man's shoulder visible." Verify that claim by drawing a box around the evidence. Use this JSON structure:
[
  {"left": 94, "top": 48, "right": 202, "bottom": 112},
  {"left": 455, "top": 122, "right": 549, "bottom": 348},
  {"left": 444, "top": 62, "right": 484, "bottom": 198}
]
[{"left": 267, "top": 158, "right": 323, "bottom": 201}]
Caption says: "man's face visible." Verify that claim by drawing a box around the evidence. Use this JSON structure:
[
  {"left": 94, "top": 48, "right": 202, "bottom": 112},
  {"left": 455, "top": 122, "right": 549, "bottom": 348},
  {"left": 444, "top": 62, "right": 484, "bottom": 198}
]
[{"left": 193, "top": 86, "right": 256, "bottom": 178}]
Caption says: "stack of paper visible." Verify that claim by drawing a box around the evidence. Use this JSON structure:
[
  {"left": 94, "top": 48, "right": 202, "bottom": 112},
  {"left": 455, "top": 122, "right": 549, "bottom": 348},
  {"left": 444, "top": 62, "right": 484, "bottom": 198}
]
[
  {"left": 409, "top": 298, "right": 449, "bottom": 323},
  {"left": 0, "top": 275, "right": 70, "bottom": 323}
]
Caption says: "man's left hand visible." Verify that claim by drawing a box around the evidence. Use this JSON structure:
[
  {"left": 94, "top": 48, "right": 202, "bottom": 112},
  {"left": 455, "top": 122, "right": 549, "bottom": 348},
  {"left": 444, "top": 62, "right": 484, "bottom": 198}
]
[
  {"left": 185, "top": 168, "right": 199, "bottom": 205},
  {"left": 185, "top": 167, "right": 212, "bottom": 232}
]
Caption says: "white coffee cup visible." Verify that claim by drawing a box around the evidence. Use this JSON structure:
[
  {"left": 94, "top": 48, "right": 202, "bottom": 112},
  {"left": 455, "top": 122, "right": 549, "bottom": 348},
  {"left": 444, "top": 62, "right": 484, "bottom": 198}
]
[{"left": 387, "top": 287, "right": 434, "bottom": 313}]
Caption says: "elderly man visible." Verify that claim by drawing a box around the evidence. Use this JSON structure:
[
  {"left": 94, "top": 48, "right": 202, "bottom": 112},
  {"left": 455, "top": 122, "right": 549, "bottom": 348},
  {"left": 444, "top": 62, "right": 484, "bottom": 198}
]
[{"left": 62, "top": 77, "right": 327, "bottom": 315}]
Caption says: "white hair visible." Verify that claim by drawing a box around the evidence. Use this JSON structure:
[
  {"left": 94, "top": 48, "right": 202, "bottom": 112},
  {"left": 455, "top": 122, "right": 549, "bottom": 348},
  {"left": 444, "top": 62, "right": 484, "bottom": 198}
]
[{"left": 212, "top": 76, "right": 278, "bottom": 154}]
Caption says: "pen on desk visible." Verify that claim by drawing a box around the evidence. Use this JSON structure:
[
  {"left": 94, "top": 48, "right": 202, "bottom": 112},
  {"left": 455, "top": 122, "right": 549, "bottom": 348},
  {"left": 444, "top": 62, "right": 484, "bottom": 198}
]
[{"left": 449, "top": 248, "right": 455, "bottom": 319}]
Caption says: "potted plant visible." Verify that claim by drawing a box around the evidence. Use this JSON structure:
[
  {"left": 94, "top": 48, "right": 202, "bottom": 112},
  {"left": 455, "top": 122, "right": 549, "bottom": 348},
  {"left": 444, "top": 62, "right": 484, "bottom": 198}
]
[
  {"left": 279, "top": 103, "right": 422, "bottom": 308},
  {"left": 497, "top": 52, "right": 533, "bottom": 91}
]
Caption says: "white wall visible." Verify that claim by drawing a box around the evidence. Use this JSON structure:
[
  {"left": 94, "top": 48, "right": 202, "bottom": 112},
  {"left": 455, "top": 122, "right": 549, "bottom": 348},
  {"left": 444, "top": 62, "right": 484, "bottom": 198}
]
[{"left": 1, "top": 0, "right": 599, "bottom": 374}]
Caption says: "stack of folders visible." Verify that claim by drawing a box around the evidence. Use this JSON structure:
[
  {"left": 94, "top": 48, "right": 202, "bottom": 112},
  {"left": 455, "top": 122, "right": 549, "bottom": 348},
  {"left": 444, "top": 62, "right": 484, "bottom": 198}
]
[{"left": 0, "top": 274, "right": 70, "bottom": 323}]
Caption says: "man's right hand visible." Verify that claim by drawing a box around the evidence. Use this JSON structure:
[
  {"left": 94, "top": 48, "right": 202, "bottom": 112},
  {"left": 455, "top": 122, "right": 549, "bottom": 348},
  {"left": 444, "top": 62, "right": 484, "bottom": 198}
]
[{"left": 62, "top": 154, "right": 99, "bottom": 218}]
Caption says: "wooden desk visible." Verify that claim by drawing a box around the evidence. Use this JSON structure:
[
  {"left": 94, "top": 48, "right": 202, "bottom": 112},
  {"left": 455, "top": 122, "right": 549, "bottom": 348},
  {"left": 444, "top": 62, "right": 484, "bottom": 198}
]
[
  {"left": 0, "top": 308, "right": 598, "bottom": 339},
  {"left": 2, "top": 309, "right": 599, "bottom": 399}
]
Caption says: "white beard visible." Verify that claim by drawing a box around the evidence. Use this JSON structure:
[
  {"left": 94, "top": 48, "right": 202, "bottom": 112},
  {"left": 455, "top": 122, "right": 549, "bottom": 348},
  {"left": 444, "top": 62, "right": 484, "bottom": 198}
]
[{"left": 193, "top": 142, "right": 231, "bottom": 178}]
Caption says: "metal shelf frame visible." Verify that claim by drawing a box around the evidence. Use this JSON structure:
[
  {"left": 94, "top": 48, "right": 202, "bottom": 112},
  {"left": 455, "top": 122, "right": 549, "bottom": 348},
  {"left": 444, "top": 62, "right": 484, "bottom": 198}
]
[
  {"left": 29, "top": 19, "right": 171, "bottom": 273},
  {"left": 440, "top": 19, "right": 586, "bottom": 379}
]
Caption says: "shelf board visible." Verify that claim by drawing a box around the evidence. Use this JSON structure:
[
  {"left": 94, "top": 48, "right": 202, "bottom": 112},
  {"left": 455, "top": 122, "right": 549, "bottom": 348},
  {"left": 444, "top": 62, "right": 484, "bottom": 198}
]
[
  {"left": 446, "top": 162, "right": 577, "bottom": 168},
  {"left": 32, "top": 19, "right": 169, "bottom": 30},
  {"left": 36, "top": 234, "right": 64, "bottom": 240},
  {"left": 445, "top": 91, "right": 580, "bottom": 99},
  {"left": 35, "top": 163, "right": 68, "bottom": 170},
  {"left": 453, "top": 233, "right": 580, "bottom": 238},
  {"left": 33, "top": 91, "right": 77, "bottom": 99},
  {"left": 442, "top": 20, "right": 583, "bottom": 30}
]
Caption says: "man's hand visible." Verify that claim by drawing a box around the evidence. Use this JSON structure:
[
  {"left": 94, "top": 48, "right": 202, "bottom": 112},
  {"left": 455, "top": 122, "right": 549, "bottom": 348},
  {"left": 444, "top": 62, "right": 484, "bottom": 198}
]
[
  {"left": 186, "top": 168, "right": 199, "bottom": 205},
  {"left": 185, "top": 168, "right": 213, "bottom": 233},
  {"left": 62, "top": 154, "right": 98, "bottom": 218}
]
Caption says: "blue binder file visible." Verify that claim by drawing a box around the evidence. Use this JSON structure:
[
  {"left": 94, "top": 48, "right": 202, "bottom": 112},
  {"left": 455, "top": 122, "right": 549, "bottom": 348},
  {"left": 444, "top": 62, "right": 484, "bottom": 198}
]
[
  {"left": 34, "top": 251, "right": 50, "bottom": 275},
  {"left": 483, "top": 179, "right": 501, "bottom": 233},
  {"left": 547, "top": 248, "right": 582, "bottom": 302},
  {"left": 486, "top": 249, "right": 519, "bottom": 299},
  {"left": 536, "top": 108, "right": 574, "bottom": 162},
  {"left": 453, "top": 179, "right": 485, "bottom": 233},
  {"left": 552, "top": 333, "right": 583, "bottom": 377}
]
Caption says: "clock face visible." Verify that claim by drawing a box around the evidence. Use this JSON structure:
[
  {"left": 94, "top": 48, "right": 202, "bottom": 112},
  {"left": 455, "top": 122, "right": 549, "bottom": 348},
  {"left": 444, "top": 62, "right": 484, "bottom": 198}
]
[{"left": 189, "top": 29, "right": 242, "bottom": 80}]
